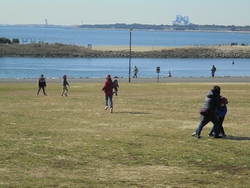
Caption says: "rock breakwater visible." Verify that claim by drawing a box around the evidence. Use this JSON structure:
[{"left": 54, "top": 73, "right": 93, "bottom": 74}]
[{"left": 0, "top": 43, "right": 249, "bottom": 58}]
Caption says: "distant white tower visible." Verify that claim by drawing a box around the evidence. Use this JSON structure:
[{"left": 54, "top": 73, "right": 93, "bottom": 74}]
[{"left": 45, "top": 19, "right": 48, "bottom": 25}]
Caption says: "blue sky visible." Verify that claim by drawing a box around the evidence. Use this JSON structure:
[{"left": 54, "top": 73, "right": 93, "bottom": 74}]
[{"left": 1, "top": 0, "right": 249, "bottom": 26}]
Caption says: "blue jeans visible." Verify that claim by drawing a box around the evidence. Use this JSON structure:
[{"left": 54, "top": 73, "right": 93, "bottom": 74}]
[
  {"left": 196, "top": 112, "right": 219, "bottom": 135},
  {"left": 105, "top": 95, "right": 113, "bottom": 108}
]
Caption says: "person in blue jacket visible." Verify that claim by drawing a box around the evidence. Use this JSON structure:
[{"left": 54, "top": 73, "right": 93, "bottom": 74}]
[{"left": 208, "top": 96, "right": 228, "bottom": 138}]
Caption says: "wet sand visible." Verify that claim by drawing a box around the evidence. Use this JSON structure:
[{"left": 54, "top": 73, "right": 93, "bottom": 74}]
[{"left": 1, "top": 77, "right": 250, "bottom": 84}]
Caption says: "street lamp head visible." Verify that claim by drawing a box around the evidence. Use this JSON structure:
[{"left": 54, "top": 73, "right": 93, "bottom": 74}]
[{"left": 130, "top": 28, "right": 132, "bottom": 32}]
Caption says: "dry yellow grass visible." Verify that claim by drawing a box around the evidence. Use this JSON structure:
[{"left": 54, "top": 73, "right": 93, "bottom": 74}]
[{"left": 0, "top": 81, "right": 249, "bottom": 187}]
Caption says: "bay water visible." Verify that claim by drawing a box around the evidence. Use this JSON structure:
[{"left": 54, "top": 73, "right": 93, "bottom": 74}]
[
  {"left": 0, "top": 26, "right": 250, "bottom": 79},
  {"left": 0, "top": 57, "right": 249, "bottom": 79}
]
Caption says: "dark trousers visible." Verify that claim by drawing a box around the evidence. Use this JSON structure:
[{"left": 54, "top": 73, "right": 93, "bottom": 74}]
[
  {"left": 37, "top": 86, "right": 46, "bottom": 95},
  {"left": 210, "top": 116, "right": 225, "bottom": 135},
  {"left": 113, "top": 88, "right": 118, "bottom": 96},
  {"left": 196, "top": 112, "right": 219, "bottom": 136}
]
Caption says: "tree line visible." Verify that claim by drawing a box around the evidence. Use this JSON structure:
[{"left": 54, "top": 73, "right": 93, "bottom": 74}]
[{"left": 78, "top": 23, "right": 250, "bottom": 31}]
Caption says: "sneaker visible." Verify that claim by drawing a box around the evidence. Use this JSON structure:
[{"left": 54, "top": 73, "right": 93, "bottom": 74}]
[
  {"left": 208, "top": 133, "right": 214, "bottom": 137},
  {"left": 104, "top": 106, "right": 108, "bottom": 110},
  {"left": 110, "top": 108, "right": 113, "bottom": 113},
  {"left": 192, "top": 132, "right": 196, "bottom": 136},
  {"left": 195, "top": 134, "right": 201, "bottom": 139},
  {"left": 222, "top": 134, "right": 227, "bottom": 138},
  {"left": 214, "top": 135, "right": 222, "bottom": 138}
]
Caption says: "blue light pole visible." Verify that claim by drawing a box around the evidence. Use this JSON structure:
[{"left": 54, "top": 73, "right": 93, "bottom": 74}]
[{"left": 129, "top": 28, "right": 132, "bottom": 83}]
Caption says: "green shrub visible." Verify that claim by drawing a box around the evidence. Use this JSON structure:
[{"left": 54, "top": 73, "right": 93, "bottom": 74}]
[
  {"left": 0, "top": 37, "right": 12, "bottom": 44},
  {"left": 12, "top": 38, "right": 20, "bottom": 44}
]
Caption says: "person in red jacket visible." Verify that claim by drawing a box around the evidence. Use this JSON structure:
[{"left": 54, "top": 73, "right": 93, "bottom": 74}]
[{"left": 102, "top": 74, "right": 114, "bottom": 113}]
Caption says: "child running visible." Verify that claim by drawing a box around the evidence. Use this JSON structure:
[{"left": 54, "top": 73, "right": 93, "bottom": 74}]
[{"left": 102, "top": 74, "right": 114, "bottom": 113}]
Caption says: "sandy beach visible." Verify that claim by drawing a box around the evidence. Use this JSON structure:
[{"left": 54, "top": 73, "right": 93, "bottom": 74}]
[
  {"left": 1, "top": 77, "right": 250, "bottom": 84},
  {"left": 1, "top": 44, "right": 250, "bottom": 58}
]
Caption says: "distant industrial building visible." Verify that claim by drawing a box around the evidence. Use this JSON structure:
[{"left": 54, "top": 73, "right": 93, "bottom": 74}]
[{"left": 172, "top": 15, "right": 189, "bottom": 25}]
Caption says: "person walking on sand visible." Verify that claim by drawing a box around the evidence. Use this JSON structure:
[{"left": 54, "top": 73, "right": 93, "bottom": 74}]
[
  {"left": 102, "top": 74, "right": 114, "bottom": 113},
  {"left": 211, "top": 65, "right": 216, "bottom": 77},
  {"left": 113, "top": 76, "right": 119, "bottom": 96},
  {"left": 36, "top": 74, "right": 47, "bottom": 96},
  {"left": 192, "top": 86, "right": 224, "bottom": 139},
  {"left": 168, "top": 70, "right": 172, "bottom": 77},
  {"left": 133, "top": 66, "right": 138, "bottom": 78},
  {"left": 61, "top": 75, "right": 70, "bottom": 97}
]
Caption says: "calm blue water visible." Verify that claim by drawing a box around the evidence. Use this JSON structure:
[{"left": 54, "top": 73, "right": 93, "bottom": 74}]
[
  {"left": 1, "top": 26, "right": 250, "bottom": 46},
  {"left": 0, "top": 57, "right": 249, "bottom": 79},
  {"left": 0, "top": 26, "right": 250, "bottom": 79}
]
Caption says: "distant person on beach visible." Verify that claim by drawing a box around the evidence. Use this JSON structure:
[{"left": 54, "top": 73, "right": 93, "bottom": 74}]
[
  {"left": 168, "top": 70, "right": 172, "bottom": 77},
  {"left": 133, "top": 66, "right": 138, "bottom": 78},
  {"left": 36, "top": 74, "right": 47, "bottom": 96},
  {"left": 211, "top": 65, "right": 216, "bottom": 77},
  {"left": 113, "top": 76, "right": 119, "bottom": 96},
  {"left": 208, "top": 96, "right": 228, "bottom": 138},
  {"left": 102, "top": 74, "right": 114, "bottom": 113},
  {"left": 61, "top": 74, "right": 70, "bottom": 97},
  {"left": 192, "top": 86, "right": 224, "bottom": 139}
]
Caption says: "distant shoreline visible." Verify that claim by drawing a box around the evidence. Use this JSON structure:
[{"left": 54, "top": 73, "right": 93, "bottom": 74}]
[
  {"left": 2, "top": 24, "right": 250, "bottom": 33},
  {"left": 1, "top": 44, "right": 250, "bottom": 58}
]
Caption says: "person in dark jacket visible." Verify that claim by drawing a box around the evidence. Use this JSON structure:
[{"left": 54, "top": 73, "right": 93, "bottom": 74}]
[
  {"left": 102, "top": 74, "right": 114, "bottom": 113},
  {"left": 208, "top": 96, "right": 228, "bottom": 138},
  {"left": 113, "top": 76, "right": 119, "bottom": 96},
  {"left": 61, "top": 74, "right": 70, "bottom": 97},
  {"left": 211, "top": 65, "right": 216, "bottom": 77},
  {"left": 192, "top": 86, "right": 224, "bottom": 138},
  {"left": 36, "top": 74, "right": 47, "bottom": 96},
  {"left": 133, "top": 66, "right": 138, "bottom": 78}
]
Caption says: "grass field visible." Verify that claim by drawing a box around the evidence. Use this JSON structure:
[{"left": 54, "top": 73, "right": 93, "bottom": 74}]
[{"left": 0, "top": 81, "right": 249, "bottom": 187}]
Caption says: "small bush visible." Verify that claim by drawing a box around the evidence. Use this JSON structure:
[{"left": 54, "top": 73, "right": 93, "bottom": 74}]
[
  {"left": 12, "top": 38, "right": 20, "bottom": 44},
  {"left": 0, "top": 37, "right": 12, "bottom": 44}
]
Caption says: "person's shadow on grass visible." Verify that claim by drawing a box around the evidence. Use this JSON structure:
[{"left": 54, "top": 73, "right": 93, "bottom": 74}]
[
  {"left": 226, "top": 135, "right": 250, "bottom": 141},
  {"left": 116, "top": 112, "right": 151, "bottom": 115}
]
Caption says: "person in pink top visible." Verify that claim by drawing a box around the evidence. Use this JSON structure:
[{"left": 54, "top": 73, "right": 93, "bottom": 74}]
[{"left": 102, "top": 74, "right": 114, "bottom": 113}]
